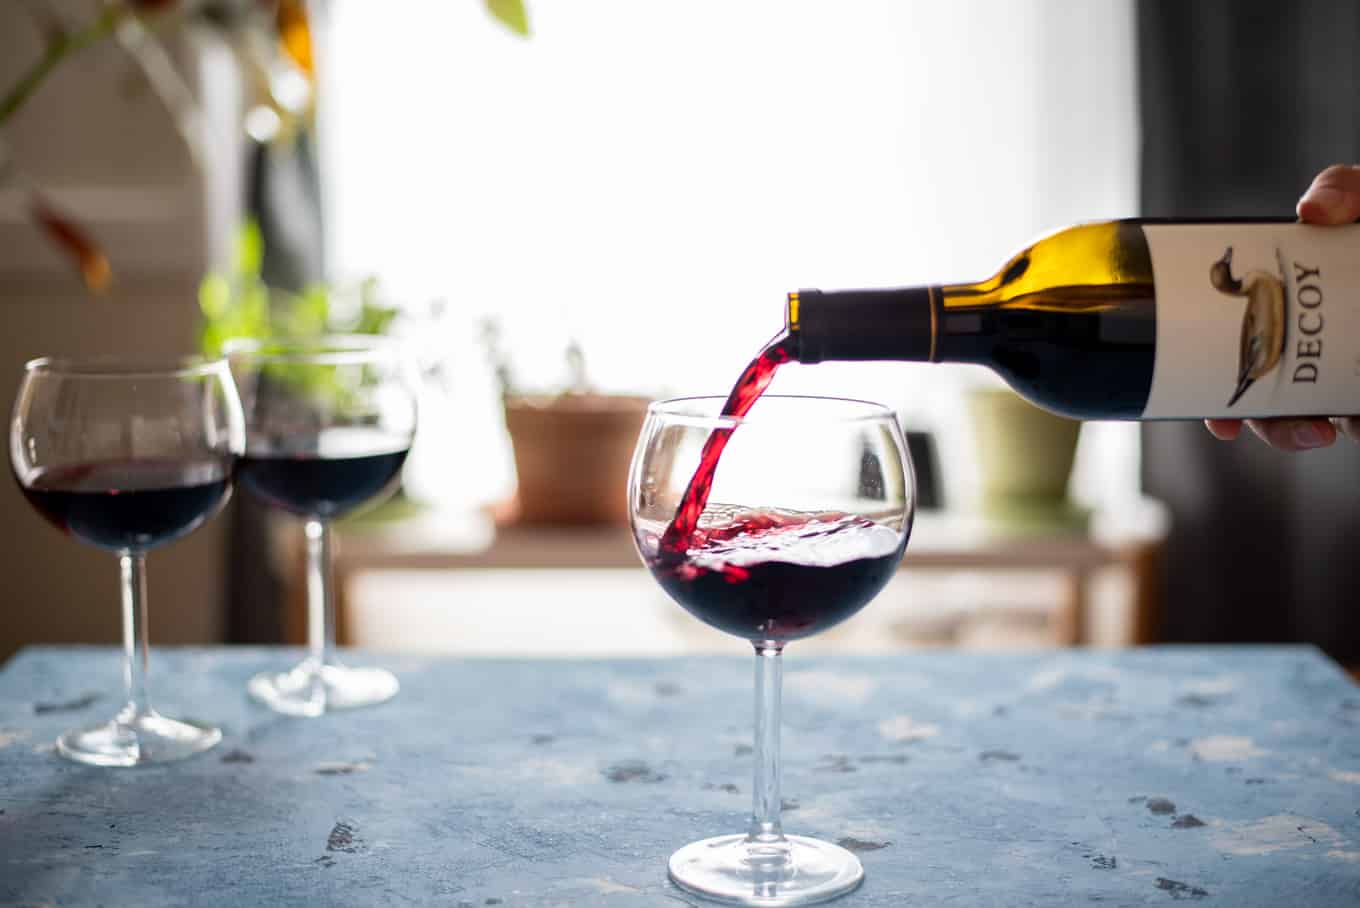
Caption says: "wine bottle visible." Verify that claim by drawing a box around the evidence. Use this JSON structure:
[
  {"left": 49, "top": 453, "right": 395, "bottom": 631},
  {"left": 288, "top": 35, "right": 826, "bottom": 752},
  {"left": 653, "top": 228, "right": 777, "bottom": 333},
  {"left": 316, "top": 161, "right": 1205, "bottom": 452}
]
[{"left": 785, "top": 219, "right": 1360, "bottom": 420}]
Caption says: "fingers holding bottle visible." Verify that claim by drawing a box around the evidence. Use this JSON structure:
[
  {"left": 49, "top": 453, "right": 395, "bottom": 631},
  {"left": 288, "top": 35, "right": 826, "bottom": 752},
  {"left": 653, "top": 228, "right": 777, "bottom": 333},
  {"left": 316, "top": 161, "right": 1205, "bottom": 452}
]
[
  {"left": 1297, "top": 164, "right": 1360, "bottom": 225},
  {"left": 1204, "top": 419, "right": 1243, "bottom": 441},
  {"left": 1244, "top": 418, "right": 1336, "bottom": 451}
]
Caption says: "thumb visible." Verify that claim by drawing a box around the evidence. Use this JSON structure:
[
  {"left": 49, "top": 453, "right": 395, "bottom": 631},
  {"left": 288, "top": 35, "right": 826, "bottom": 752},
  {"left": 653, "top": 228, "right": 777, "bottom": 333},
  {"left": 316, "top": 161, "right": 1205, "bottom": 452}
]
[{"left": 1297, "top": 164, "right": 1360, "bottom": 224}]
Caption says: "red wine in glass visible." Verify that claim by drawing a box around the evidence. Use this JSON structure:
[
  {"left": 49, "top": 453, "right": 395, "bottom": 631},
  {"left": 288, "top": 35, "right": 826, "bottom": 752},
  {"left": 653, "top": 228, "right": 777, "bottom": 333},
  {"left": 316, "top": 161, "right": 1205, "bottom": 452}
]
[
  {"left": 20, "top": 458, "right": 232, "bottom": 552},
  {"left": 648, "top": 509, "right": 903, "bottom": 641},
  {"left": 9, "top": 354, "right": 244, "bottom": 767},
  {"left": 227, "top": 334, "right": 418, "bottom": 717},
  {"left": 237, "top": 447, "right": 410, "bottom": 519},
  {"left": 653, "top": 331, "right": 903, "bottom": 642}
]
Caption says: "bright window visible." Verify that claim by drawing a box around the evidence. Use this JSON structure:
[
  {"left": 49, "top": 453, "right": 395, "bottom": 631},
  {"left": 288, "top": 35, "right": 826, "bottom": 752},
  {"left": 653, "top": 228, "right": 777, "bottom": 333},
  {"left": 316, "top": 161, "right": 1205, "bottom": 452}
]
[{"left": 320, "top": 0, "right": 1140, "bottom": 510}]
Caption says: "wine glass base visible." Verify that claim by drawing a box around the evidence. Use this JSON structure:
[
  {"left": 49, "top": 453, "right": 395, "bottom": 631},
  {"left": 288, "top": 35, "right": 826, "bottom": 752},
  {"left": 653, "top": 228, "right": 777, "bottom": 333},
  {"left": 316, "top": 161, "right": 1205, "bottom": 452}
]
[
  {"left": 248, "top": 660, "right": 399, "bottom": 717},
  {"left": 668, "top": 834, "right": 864, "bottom": 906},
  {"left": 56, "top": 710, "right": 222, "bottom": 767}
]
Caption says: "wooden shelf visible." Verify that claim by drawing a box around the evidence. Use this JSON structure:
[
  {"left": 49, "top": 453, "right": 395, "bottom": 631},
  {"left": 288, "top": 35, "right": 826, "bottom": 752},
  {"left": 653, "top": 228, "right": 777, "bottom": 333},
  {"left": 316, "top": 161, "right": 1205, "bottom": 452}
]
[{"left": 272, "top": 499, "right": 1170, "bottom": 648}]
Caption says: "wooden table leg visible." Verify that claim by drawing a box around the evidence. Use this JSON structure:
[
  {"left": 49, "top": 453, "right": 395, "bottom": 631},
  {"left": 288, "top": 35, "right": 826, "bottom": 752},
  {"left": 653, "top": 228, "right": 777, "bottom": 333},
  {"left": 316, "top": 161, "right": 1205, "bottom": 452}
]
[
  {"left": 1055, "top": 569, "right": 1089, "bottom": 646},
  {"left": 1127, "top": 541, "right": 1165, "bottom": 645}
]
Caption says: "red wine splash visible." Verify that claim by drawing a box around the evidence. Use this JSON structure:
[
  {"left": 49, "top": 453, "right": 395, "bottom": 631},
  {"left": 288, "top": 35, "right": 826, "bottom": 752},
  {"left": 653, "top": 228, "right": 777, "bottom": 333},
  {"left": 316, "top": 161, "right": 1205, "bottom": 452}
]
[
  {"left": 647, "top": 509, "right": 903, "bottom": 641},
  {"left": 658, "top": 331, "right": 793, "bottom": 558}
]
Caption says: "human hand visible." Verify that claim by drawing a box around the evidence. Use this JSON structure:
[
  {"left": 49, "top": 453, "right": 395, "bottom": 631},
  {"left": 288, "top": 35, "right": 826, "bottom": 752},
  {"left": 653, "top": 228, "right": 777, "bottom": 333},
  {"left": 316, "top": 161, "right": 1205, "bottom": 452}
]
[{"left": 1204, "top": 164, "right": 1360, "bottom": 450}]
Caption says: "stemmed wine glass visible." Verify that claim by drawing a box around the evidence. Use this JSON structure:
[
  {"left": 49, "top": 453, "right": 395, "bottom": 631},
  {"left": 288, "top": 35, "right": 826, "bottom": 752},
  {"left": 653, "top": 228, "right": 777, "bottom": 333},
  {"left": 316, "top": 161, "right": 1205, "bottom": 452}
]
[
  {"left": 227, "top": 335, "right": 417, "bottom": 716},
  {"left": 9, "top": 356, "right": 245, "bottom": 766},
  {"left": 629, "top": 395, "right": 914, "bottom": 905}
]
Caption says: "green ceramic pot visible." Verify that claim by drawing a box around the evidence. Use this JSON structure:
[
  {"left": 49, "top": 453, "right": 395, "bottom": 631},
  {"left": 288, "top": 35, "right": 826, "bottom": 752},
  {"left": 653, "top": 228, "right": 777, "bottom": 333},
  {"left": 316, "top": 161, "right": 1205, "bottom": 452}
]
[{"left": 967, "top": 388, "right": 1085, "bottom": 531}]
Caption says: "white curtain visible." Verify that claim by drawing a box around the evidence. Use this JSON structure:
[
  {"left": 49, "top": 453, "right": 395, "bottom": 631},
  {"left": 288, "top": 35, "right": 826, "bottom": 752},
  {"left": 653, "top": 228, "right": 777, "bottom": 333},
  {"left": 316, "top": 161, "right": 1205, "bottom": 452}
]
[{"left": 319, "top": 0, "right": 1140, "bottom": 510}]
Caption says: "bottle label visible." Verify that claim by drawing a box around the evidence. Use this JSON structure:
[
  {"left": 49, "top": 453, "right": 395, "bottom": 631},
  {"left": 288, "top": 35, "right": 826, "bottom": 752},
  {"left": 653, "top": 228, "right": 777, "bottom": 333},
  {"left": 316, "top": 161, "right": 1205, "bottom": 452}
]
[{"left": 1143, "top": 223, "right": 1360, "bottom": 419}]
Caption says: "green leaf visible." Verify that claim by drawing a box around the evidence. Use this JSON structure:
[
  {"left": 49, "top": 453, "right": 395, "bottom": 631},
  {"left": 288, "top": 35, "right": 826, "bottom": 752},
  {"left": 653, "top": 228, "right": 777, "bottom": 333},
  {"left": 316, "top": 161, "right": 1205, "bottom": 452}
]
[
  {"left": 235, "top": 219, "right": 264, "bottom": 277},
  {"left": 198, "top": 272, "right": 231, "bottom": 320},
  {"left": 484, "top": 0, "right": 530, "bottom": 36},
  {"left": 241, "top": 283, "right": 271, "bottom": 331},
  {"left": 287, "top": 284, "right": 330, "bottom": 336},
  {"left": 355, "top": 299, "right": 398, "bottom": 337}
]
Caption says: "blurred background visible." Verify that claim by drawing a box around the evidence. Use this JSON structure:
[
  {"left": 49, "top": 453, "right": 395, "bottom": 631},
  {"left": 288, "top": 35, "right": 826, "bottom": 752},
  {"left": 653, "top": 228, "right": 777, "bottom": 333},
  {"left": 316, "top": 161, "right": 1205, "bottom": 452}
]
[{"left": 1, "top": 0, "right": 1356, "bottom": 668}]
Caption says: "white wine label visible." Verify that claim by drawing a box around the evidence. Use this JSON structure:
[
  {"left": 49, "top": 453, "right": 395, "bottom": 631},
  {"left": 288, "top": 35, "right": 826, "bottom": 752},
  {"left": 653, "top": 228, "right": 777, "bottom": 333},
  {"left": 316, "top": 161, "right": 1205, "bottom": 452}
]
[{"left": 1143, "top": 222, "right": 1360, "bottom": 419}]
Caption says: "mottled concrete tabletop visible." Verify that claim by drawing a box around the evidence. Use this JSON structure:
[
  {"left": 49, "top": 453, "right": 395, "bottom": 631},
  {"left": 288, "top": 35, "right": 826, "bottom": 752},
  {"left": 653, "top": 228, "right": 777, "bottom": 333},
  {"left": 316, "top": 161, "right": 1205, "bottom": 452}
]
[{"left": 0, "top": 646, "right": 1357, "bottom": 907}]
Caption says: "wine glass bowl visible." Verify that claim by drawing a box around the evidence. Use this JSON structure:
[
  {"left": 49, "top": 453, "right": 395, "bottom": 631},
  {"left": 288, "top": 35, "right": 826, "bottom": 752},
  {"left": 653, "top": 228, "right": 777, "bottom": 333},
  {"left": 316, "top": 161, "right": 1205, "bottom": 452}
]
[
  {"left": 629, "top": 395, "right": 913, "bottom": 905},
  {"left": 9, "top": 355, "right": 244, "bottom": 766},
  {"left": 227, "top": 335, "right": 417, "bottom": 716}
]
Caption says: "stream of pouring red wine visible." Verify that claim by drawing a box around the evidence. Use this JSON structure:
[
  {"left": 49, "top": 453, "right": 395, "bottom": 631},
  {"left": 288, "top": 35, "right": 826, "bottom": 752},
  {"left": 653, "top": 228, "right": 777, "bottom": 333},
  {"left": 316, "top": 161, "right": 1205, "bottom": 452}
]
[{"left": 657, "top": 332, "right": 793, "bottom": 559}]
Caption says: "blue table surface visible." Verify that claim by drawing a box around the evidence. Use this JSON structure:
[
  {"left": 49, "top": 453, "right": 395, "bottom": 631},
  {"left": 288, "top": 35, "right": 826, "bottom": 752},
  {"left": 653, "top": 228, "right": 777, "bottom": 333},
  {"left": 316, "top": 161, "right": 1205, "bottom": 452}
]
[{"left": 0, "top": 645, "right": 1357, "bottom": 907}]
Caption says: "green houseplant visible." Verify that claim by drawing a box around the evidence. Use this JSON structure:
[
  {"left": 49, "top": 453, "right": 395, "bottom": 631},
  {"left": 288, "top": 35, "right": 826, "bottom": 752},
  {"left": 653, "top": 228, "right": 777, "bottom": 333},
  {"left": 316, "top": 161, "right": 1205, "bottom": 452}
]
[{"left": 198, "top": 220, "right": 399, "bottom": 357}]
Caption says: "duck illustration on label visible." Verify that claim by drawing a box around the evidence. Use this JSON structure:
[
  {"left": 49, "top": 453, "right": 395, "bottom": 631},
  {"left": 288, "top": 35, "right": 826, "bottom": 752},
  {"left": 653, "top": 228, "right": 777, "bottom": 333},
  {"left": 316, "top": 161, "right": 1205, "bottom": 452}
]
[{"left": 1208, "top": 246, "right": 1286, "bottom": 407}]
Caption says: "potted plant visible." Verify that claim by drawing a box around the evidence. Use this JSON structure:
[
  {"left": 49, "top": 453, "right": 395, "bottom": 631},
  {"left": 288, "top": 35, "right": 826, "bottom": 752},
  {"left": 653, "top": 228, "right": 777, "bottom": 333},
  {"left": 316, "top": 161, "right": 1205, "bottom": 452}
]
[{"left": 481, "top": 321, "right": 648, "bottom": 526}]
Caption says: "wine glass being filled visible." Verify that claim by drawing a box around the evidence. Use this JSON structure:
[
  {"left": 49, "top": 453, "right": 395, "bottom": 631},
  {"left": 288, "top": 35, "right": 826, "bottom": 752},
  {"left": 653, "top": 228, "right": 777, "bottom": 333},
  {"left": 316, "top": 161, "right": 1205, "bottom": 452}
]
[
  {"left": 9, "top": 355, "right": 245, "bottom": 766},
  {"left": 629, "top": 394, "right": 914, "bottom": 906},
  {"left": 227, "top": 336, "right": 417, "bottom": 717}
]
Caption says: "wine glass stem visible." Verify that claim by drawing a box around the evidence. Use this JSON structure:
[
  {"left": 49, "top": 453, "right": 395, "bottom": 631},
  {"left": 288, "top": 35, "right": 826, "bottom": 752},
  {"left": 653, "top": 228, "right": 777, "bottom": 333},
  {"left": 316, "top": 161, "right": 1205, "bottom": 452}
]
[
  {"left": 304, "top": 518, "right": 335, "bottom": 670},
  {"left": 748, "top": 642, "right": 786, "bottom": 844},
  {"left": 119, "top": 551, "right": 152, "bottom": 718}
]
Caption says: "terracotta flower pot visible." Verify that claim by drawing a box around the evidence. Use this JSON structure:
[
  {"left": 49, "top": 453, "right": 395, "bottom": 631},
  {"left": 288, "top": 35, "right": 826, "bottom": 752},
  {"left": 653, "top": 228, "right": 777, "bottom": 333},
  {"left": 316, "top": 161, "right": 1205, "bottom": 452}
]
[{"left": 502, "top": 393, "right": 650, "bottom": 526}]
